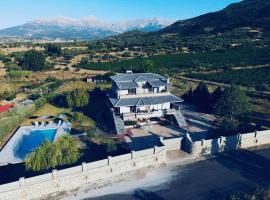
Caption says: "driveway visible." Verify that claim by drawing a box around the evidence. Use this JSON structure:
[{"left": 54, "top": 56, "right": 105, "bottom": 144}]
[
  {"left": 88, "top": 146, "right": 270, "bottom": 200},
  {"left": 125, "top": 124, "right": 185, "bottom": 151}
]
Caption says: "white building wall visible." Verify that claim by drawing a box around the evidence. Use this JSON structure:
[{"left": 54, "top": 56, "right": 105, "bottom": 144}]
[
  {"left": 150, "top": 104, "right": 161, "bottom": 110},
  {"left": 162, "top": 102, "right": 171, "bottom": 110},
  {"left": 118, "top": 90, "right": 128, "bottom": 96},
  {"left": 159, "top": 86, "right": 166, "bottom": 92},
  {"left": 137, "top": 106, "right": 147, "bottom": 111},
  {"left": 120, "top": 106, "right": 130, "bottom": 113}
]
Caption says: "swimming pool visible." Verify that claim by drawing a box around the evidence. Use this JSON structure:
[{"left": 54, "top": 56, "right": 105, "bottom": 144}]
[{"left": 14, "top": 129, "right": 57, "bottom": 160}]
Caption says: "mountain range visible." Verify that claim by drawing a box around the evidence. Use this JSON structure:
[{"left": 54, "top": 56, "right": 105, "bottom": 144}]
[
  {"left": 160, "top": 0, "right": 270, "bottom": 36},
  {"left": 109, "top": 0, "right": 270, "bottom": 52},
  {"left": 1, "top": 0, "right": 269, "bottom": 43},
  {"left": 0, "top": 17, "right": 175, "bottom": 41}
]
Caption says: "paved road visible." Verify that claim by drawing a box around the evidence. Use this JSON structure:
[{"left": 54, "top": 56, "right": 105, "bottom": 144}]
[{"left": 88, "top": 147, "right": 270, "bottom": 200}]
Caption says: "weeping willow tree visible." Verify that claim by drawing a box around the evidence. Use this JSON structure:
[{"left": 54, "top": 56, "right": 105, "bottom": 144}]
[
  {"left": 25, "top": 135, "right": 79, "bottom": 172},
  {"left": 57, "top": 135, "right": 79, "bottom": 165}
]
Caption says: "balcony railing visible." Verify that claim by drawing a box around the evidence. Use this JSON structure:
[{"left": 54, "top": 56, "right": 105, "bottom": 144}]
[
  {"left": 119, "top": 92, "right": 170, "bottom": 99},
  {"left": 122, "top": 109, "right": 176, "bottom": 121},
  {"left": 163, "top": 109, "right": 176, "bottom": 115}
]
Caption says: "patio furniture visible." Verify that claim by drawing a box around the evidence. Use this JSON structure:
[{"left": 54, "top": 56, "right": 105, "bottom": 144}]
[
  {"left": 34, "top": 121, "right": 39, "bottom": 127},
  {"left": 57, "top": 120, "right": 62, "bottom": 126}
]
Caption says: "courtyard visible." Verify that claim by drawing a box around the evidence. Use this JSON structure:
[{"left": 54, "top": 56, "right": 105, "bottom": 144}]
[{"left": 124, "top": 103, "right": 217, "bottom": 151}]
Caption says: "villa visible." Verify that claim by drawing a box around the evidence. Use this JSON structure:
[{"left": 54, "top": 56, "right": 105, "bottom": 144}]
[{"left": 107, "top": 72, "right": 187, "bottom": 133}]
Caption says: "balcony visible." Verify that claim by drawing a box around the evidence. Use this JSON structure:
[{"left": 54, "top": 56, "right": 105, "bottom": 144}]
[
  {"left": 119, "top": 92, "right": 171, "bottom": 99},
  {"left": 122, "top": 109, "right": 176, "bottom": 121},
  {"left": 163, "top": 109, "right": 176, "bottom": 115}
]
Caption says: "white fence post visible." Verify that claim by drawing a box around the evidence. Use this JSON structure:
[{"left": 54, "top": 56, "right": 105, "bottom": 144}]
[
  {"left": 82, "top": 162, "right": 87, "bottom": 172},
  {"left": 19, "top": 177, "right": 27, "bottom": 197},
  {"left": 154, "top": 146, "right": 159, "bottom": 161},
  {"left": 52, "top": 169, "right": 58, "bottom": 180},
  {"left": 108, "top": 156, "right": 113, "bottom": 172},
  {"left": 52, "top": 169, "right": 60, "bottom": 188},
  {"left": 19, "top": 177, "right": 26, "bottom": 190},
  {"left": 131, "top": 151, "right": 136, "bottom": 166},
  {"left": 82, "top": 162, "right": 88, "bottom": 180}
]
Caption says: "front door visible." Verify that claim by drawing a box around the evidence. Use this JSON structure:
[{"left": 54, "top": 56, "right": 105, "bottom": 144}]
[{"left": 131, "top": 106, "right": 136, "bottom": 113}]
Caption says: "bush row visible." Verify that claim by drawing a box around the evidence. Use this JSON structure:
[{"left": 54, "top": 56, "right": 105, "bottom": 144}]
[{"left": 0, "top": 98, "right": 47, "bottom": 143}]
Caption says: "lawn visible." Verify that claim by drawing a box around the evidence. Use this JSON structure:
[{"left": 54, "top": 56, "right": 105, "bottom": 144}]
[{"left": 21, "top": 103, "right": 69, "bottom": 126}]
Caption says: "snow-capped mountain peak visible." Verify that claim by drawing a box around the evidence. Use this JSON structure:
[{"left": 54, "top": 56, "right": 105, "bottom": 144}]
[{"left": 0, "top": 16, "right": 175, "bottom": 40}]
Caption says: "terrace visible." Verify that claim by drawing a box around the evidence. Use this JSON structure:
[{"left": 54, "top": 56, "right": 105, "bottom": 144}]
[
  {"left": 122, "top": 109, "right": 176, "bottom": 121},
  {"left": 0, "top": 121, "right": 71, "bottom": 165}
]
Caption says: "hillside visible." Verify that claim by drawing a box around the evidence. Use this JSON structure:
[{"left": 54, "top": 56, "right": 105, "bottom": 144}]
[
  {"left": 161, "top": 0, "right": 270, "bottom": 36},
  {"left": 107, "top": 0, "right": 270, "bottom": 52}
]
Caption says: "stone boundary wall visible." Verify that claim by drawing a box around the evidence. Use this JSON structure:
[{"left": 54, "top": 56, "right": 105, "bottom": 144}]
[
  {"left": 0, "top": 146, "right": 166, "bottom": 200},
  {"left": 184, "top": 130, "right": 270, "bottom": 156},
  {"left": 160, "top": 137, "right": 183, "bottom": 151}
]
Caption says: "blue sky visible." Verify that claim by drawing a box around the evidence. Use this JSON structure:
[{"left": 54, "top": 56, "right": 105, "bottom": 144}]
[{"left": 0, "top": 0, "right": 241, "bottom": 29}]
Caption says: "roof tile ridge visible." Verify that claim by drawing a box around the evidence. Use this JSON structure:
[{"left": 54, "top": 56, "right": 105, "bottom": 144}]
[
  {"left": 134, "top": 75, "right": 143, "bottom": 82},
  {"left": 115, "top": 98, "right": 121, "bottom": 106},
  {"left": 136, "top": 97, "right": 142, "bottom": 106},
  {"left": 116, "top": 74, "right": 126, "bottom": 81}
]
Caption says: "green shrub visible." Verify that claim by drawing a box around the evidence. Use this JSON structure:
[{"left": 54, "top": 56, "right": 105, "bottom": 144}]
[
  {"left": 35, "top": 97, "right": 47, "bottom": 109},
  {"left": 0, "top": 104, "right": 36, "bottom": 142},
  {"left": 6, "top": 70, "right": 32, "bottom": 78},
  {"left": 86, "top": 134, "right": 118, "bottom": 153},
  {"left": 219, "top": 117, "right": 240, "bottom": 135},
  {"left": 25, "top": 135, "right": 79, "bottom": 172},
  {"left": 71, "top": 112, "right": 96, "bottom": 133},
  {"left": 124, "top": 120, "right": 137, "bottom": 126}
]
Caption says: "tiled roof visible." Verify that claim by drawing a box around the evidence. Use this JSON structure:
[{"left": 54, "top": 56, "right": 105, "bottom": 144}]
[
  {"left": 109, "top": 95, "right": 183, "bottom": 107},
  {"left": 111, "top": 73, "right": 166, "bottom": 82},
  {"left": 111, "top": 73, "right": 168, "bottom": 90},
  {"left": 118, "top": 81, "right": 138, "bottom": 89},
  {"left": 148, "top": 80, "right": 168, "bottom": 87}
]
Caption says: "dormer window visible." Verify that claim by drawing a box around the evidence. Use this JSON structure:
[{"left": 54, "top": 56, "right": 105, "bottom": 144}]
[{"left": 128, "top": 88, "right": 136, "bottom": 95}]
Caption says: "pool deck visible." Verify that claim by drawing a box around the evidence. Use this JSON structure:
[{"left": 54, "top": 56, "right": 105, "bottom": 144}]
[{"left": 0, "top": 123, "right": 70, "bottom": 165}]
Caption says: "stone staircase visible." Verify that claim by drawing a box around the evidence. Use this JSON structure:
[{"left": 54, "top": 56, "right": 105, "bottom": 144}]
[
  {"left": 173, "top": 109, "right": 187, "bottom": 127},
  {"left": 112, "top": 111, "right": 126, "bottom": 134}
]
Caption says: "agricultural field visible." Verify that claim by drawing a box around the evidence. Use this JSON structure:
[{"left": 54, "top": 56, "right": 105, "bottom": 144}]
[
  {"left": 187, "top": 67, "right": 270, "bottom": 91},
  {"left": 74, "top": 46, "right": 270, "bottom": 73}
]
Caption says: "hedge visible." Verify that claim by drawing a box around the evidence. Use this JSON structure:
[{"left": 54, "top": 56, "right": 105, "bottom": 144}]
[{"left": 0, "top": 98, "right": 47, "bottom": 143}]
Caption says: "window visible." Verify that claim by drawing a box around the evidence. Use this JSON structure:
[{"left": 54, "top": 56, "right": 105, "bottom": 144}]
[
  {"left": 149, "top": 87, "right": 154, "bottom": 93},
  {"left": 128, "top": 88, "right": 136, "bottom": 94}
]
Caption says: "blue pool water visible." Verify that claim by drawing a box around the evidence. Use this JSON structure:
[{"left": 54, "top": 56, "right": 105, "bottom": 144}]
[{"left": 15, "top": 129, "right": 57, "bottom": 159}]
